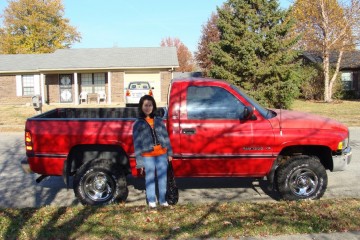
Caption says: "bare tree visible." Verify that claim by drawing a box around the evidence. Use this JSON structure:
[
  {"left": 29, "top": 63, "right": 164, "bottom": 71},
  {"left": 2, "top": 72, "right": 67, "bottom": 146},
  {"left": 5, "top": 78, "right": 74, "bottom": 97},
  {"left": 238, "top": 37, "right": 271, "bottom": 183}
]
[
  {"left": 160, "top": 37, "right": 195, "bottom": 72},
  {"left": 195, "top": 13, "right": 220, "bottom": 77},
  {"left": 292, "top": 0, "right": 360, "bottom": 102}
]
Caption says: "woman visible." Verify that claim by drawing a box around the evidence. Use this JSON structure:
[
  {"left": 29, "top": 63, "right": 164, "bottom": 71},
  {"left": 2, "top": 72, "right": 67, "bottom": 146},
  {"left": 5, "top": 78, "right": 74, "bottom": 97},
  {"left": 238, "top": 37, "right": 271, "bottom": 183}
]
[{"left": 132, "top": 95, "right": 173, "bottom": 208}]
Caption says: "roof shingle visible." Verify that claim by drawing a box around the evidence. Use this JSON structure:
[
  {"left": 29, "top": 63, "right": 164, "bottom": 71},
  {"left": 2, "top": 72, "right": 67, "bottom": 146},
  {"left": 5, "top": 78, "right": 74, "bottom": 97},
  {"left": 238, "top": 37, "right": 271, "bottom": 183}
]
[
  {"left": 302, "top": 51, "right": 360, "bottom": 69},
  {"left": 0, "top": 47, "right": 179, "bottom": 73}
]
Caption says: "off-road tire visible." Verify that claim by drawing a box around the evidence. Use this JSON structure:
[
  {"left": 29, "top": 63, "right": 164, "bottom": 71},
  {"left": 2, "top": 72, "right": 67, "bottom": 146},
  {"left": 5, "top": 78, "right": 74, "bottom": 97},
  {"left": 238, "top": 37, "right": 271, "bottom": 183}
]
[
  {"left": 73, "top": 159, "right": 128, "bottom": 206},
  {"left": 276, "top": 155, "right": 327, "bottom": 201}
]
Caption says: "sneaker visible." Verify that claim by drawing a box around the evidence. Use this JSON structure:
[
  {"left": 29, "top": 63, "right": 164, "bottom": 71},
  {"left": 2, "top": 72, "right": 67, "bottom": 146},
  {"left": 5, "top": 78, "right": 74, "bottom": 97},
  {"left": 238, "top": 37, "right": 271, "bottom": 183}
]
[
  {"left": 148, "top": 202, "right": 157, "bottom": 208},
  {"left": 160, "top": 202, "right": 169, "bottom": 207}
]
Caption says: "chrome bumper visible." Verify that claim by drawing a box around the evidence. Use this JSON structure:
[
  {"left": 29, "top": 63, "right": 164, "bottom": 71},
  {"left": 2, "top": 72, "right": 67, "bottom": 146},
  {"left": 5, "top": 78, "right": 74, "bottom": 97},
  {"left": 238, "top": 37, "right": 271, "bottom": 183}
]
[
  {"left": 21, "top": 156, "right": 33, "bottom": 174},
  {"left": 332, "top": 147, "right": 352, "bottom": 171}
]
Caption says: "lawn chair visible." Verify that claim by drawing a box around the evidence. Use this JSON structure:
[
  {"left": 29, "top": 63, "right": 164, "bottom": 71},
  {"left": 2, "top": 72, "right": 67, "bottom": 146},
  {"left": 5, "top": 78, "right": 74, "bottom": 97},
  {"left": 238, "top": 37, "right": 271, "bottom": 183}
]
[
  {"left": 97, "top": 91, "right": 106, "bottom": 104},
  {"left": 79, "top": 92, "right": 88, "bottom": 104}
]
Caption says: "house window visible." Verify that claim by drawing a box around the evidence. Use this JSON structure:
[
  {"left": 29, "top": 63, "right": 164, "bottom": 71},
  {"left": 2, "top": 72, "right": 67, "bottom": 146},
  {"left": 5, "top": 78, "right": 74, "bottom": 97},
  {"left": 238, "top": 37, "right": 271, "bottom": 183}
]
[
  {"left": 80, "top": 73, "right": 106, "bottom": 93},
  {"left": 341, "top": 72, "right": 353, "bottom": 90},
  {"left": 22, "top": 75, "right": 34, "bottom": 96}
]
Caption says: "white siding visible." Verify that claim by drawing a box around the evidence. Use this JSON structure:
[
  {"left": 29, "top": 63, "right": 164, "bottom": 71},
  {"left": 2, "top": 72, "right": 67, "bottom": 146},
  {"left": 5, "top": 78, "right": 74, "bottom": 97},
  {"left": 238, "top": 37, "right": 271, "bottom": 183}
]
[
  {"left": 33, "top": 74, "right": 40, "bottom": 95},
  {"left": 16, "top": 75, "right": 22, "bottom": 96}
]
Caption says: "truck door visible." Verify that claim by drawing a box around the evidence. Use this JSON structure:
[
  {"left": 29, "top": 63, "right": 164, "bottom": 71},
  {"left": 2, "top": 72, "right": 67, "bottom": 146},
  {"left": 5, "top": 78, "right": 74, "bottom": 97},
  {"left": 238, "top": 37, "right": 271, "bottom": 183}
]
[{"left": 178, "top": 84, "right": 275, "bottom": 177}]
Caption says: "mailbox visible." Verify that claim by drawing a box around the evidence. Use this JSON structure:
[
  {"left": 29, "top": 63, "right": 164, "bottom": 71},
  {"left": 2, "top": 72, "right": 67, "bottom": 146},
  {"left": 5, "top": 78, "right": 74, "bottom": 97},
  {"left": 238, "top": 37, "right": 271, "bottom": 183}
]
[{"left": 32, "top": 95, "right": 42, "bottom": 113}]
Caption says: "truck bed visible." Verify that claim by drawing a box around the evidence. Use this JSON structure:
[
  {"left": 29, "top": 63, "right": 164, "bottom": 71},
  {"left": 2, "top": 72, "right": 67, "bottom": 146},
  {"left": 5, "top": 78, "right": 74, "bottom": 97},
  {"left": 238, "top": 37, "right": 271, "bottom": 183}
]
[{"left": 30, "top": 107, "right": 165, "bottom": 119}]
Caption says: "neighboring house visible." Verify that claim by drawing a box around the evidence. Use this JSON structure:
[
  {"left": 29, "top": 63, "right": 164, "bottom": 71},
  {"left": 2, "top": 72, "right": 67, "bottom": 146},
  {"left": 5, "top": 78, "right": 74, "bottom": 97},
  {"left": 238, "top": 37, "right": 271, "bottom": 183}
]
[
  {"left": 302, "top": 51, "right": 360, "bottom": 98},
  {"left": 0, "top": 47, "right": 179, "bottom": 105}
]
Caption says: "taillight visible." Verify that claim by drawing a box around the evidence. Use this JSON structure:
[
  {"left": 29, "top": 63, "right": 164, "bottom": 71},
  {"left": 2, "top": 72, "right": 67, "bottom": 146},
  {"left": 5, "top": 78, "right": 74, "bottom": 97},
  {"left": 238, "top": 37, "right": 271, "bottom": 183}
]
[
  {"left": 25, "top": 131, "right": 33, "bottom": 152},
  {"left": 126, "top": 90, "right": 130, "bottom": 96},
  {"left": 149, "top": 89, "right": 153, "bottom": 96}
]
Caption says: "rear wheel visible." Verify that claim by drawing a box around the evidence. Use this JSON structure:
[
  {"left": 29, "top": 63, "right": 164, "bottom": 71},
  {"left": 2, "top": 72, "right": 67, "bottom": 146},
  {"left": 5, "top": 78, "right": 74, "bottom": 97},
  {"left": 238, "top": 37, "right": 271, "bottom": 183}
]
[
  {"left": 73, "top": 159, "right": 128, "bottom": 206},
  {"left": 276, "top": 155, "right": 327, "bottom": 200}
]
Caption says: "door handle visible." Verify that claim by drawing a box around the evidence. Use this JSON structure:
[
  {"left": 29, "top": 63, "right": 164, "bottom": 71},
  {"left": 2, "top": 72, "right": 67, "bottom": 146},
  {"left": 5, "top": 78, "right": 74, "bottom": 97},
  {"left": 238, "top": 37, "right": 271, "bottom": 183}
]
[{"left": 182, "top": 128, "right": 196, "bottom": 135}]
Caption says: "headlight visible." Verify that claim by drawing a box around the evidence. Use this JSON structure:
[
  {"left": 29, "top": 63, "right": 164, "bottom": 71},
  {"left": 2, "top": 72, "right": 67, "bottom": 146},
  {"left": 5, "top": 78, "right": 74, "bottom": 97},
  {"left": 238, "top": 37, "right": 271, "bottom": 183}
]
[{"left": 338, "top": 138, "right": 349, "bottom": 151}]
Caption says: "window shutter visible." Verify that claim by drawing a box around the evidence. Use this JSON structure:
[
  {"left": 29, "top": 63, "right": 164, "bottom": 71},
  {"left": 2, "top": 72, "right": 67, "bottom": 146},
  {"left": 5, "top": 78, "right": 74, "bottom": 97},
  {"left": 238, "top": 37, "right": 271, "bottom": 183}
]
[
  {"left": 34, "top": 75, "right": 40, "bottom": 95},
  {"left": 16, "top": 75, "right": 22, "bottom": 96}
]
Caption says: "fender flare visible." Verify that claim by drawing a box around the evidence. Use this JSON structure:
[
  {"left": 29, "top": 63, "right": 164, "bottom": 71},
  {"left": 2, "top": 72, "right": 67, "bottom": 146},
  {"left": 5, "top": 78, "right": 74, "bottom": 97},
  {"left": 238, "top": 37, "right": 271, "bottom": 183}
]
[{"left": 62, "top": 144, "right": 130, "bottom": 188}]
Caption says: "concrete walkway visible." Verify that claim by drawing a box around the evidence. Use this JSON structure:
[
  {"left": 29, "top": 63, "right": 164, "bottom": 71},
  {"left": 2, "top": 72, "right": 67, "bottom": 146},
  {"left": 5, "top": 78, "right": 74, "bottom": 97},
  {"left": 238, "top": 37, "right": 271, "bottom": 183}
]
[{"left": 241, "top": 231, "right": 360, "bottom": 240}]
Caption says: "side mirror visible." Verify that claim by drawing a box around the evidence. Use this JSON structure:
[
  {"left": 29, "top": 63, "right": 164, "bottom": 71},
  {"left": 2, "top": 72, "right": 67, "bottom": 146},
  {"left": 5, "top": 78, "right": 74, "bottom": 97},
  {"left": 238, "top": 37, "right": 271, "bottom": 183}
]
[{"left": 243, "top": 106, "right": 255, "bottom": 120}]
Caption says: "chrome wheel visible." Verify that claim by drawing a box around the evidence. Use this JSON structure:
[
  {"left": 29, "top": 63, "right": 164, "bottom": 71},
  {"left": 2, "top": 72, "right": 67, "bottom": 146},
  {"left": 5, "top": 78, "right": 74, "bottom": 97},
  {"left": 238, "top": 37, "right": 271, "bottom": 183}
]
[
  {"left": 288, "top": 168, "right": 318, "bottom": 197},
  {"left": 83, "top": 172, "right": 114, "bottom": 202}
]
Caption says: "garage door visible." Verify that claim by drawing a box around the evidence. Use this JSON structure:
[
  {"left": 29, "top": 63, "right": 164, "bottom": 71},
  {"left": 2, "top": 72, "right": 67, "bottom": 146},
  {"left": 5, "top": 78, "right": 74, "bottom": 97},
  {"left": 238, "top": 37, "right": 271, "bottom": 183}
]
[{"left": 124, "top": 72, "right": 161, "bottom": 103}]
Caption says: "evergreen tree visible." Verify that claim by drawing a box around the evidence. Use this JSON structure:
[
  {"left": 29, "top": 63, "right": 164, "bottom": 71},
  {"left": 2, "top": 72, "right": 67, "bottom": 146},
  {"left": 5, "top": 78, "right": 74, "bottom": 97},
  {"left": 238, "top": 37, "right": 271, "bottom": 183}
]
[{"left": 209, "top": 0, "right": 301, "bottom": 108}]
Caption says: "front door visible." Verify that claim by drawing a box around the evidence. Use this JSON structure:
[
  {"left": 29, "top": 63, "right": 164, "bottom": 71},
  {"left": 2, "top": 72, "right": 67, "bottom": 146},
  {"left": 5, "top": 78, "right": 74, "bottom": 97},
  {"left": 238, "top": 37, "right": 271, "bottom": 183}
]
[{"left": 59, "top": 74, "right": 73, "bottom": 103}]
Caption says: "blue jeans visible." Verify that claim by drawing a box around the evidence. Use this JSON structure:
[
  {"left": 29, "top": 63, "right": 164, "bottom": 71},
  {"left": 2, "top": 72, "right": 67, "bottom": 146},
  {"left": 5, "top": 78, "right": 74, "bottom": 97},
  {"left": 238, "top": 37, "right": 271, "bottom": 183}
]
[{"left": 143, "top": 154, "right": 168, "bottom": 204}]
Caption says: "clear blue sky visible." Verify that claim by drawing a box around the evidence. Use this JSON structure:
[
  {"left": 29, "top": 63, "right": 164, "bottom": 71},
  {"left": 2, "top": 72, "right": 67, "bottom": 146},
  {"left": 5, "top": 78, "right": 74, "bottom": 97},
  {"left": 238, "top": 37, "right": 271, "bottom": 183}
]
[{"left": 0, "top": 0, "right": 292, "bottom": 53}]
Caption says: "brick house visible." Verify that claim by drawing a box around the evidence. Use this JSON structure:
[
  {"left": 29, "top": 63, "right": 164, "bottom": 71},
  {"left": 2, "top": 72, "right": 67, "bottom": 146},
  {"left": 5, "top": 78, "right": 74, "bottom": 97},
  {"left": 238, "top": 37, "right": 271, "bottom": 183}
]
[
  {"left": 0, "top": 47, "right": 179, "bottom": 105},
  {"left": 302, "top": 51, "right": 360, "bottom": 98}
]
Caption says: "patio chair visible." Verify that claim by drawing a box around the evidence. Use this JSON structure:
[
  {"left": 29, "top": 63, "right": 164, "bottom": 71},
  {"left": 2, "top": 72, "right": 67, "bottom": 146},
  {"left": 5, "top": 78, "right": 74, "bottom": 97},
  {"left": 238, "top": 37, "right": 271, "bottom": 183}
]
[
  {"left": 79, "top": 92, "right": 88, "bottom": 104},
  {"left": 97, "top": 91, "right": 106, "bottom": 104}
]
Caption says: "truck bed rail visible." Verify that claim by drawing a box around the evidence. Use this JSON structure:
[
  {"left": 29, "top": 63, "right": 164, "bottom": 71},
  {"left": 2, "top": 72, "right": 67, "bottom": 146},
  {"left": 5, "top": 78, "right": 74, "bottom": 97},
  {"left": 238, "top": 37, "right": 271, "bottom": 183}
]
[{"left": 29, "top": 107, "right": 165, "bottom": 119}]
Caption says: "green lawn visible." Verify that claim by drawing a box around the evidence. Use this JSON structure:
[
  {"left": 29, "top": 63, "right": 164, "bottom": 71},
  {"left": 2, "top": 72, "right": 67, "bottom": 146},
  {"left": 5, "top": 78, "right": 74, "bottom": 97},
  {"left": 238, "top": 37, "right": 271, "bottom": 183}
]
[
  {"left": 290, "top": 100, "right": 360, "bottom": 127},
  {"left": 1, "top": 199, "right": 359, "bottom": 239}
]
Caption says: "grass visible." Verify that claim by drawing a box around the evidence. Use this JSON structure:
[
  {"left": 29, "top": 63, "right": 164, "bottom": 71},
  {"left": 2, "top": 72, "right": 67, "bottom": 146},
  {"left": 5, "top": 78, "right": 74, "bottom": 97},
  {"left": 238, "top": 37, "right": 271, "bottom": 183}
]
[
  {"left": 290, "top": 99, "right": 360, "bottom": 127},
  {"left": 1, "top": 99, "right": 360, "bottom": 132},
  {"left": 0, "top": 103, "right": 122, "bottom": 132},
  {"left": 1, "top": 199, "right": 360, "bottom": 239}
]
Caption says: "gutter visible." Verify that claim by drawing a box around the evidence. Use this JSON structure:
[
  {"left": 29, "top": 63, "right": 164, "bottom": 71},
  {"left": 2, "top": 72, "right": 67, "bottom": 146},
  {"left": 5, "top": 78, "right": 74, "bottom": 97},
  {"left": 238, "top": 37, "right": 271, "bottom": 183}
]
[{"left": 0, "top": 65, "right": 180, "bottom": 74}]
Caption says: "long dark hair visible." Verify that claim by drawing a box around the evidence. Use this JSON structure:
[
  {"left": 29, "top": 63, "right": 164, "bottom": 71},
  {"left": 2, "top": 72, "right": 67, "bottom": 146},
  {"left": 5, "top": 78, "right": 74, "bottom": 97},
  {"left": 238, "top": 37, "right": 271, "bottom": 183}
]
[{"left": 138, "top": 95, "right": 157, "bottom": 118}]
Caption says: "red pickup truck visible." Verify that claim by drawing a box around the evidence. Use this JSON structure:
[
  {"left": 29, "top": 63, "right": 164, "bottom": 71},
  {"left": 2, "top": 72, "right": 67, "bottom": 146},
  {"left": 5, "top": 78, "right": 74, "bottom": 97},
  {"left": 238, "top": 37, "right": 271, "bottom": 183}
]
[{"left": 23, "top": 78, "right": 352, "bottom": 206}]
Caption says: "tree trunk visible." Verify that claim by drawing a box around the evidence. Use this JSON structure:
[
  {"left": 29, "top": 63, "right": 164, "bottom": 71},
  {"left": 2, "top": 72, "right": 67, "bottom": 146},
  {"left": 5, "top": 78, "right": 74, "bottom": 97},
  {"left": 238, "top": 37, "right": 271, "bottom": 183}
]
[
  {"left": 329, "top": 50, "right": 344, "bottom": 100},
  {"left": 323, "top": 49, "right": 331, "bottom": 102}
]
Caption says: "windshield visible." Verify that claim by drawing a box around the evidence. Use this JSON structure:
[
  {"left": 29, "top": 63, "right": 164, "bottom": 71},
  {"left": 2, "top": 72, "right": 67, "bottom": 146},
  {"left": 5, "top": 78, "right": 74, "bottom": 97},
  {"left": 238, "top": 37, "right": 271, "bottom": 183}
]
[
  {"left": 230, "top": 85, "right": 273, "bottom": 119},
  {"left": 128, "top": 82, "right": 150, "bottom": 90}
]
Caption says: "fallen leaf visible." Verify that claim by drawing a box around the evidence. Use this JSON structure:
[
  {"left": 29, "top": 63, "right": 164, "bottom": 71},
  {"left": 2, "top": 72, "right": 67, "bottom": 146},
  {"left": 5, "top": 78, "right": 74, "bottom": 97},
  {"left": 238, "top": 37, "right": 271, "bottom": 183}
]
[
  {"left": 172, "top": 226, "right": 181, "bottom": 231},
  {"left": 223, "top": 221, "right": 233, "bottom": 226}
]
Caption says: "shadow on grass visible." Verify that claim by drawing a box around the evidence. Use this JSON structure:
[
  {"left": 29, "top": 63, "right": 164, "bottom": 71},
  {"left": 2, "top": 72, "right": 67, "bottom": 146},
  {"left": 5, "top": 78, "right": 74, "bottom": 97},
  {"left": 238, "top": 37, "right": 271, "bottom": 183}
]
[{"left": 127, "top": 176, "right": 281, "bottom": 202}]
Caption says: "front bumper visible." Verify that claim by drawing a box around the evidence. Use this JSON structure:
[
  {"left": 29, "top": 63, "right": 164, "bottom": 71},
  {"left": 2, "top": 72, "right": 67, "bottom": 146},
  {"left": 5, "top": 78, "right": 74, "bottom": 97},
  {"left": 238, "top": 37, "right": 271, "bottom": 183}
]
[
  {"left": 332, "top": 147, "right": 352, "bottom": 171},
  {"left": 21, "top": 156, "right": 33, "bottom": 174}
]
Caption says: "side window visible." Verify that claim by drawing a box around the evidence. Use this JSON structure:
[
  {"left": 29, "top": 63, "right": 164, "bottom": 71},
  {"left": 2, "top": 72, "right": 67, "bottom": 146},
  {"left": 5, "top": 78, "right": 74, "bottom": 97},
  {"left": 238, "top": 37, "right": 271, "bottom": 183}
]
[
  {"left": 341, "top": 72, "right": 353, "bottom": 90},
  {"left": 186, "top": 86, "right": 245, "bottom": 119},
  {"left": 80, "top": 73, "right": 106, "bottom": 93},
  {"left": 22, "top": 75, "right": 35, "bottom": 96}
]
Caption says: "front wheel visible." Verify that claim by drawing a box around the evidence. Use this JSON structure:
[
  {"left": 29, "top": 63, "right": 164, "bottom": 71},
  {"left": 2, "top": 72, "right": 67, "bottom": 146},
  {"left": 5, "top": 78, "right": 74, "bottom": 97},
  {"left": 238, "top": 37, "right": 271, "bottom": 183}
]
[
  {"left": 276, "top": 155, "right": 327, "bottom": 201},
  {"left": 73, "top": 159, "right": 128, "bottom": 206}
]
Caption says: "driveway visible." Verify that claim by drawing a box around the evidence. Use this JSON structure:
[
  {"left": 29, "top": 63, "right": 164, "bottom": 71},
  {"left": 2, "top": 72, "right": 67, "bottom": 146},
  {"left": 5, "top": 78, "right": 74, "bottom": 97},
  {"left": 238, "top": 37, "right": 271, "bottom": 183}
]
[{"left": 0, "top": 128, "right": 359, "bottom": 208}]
